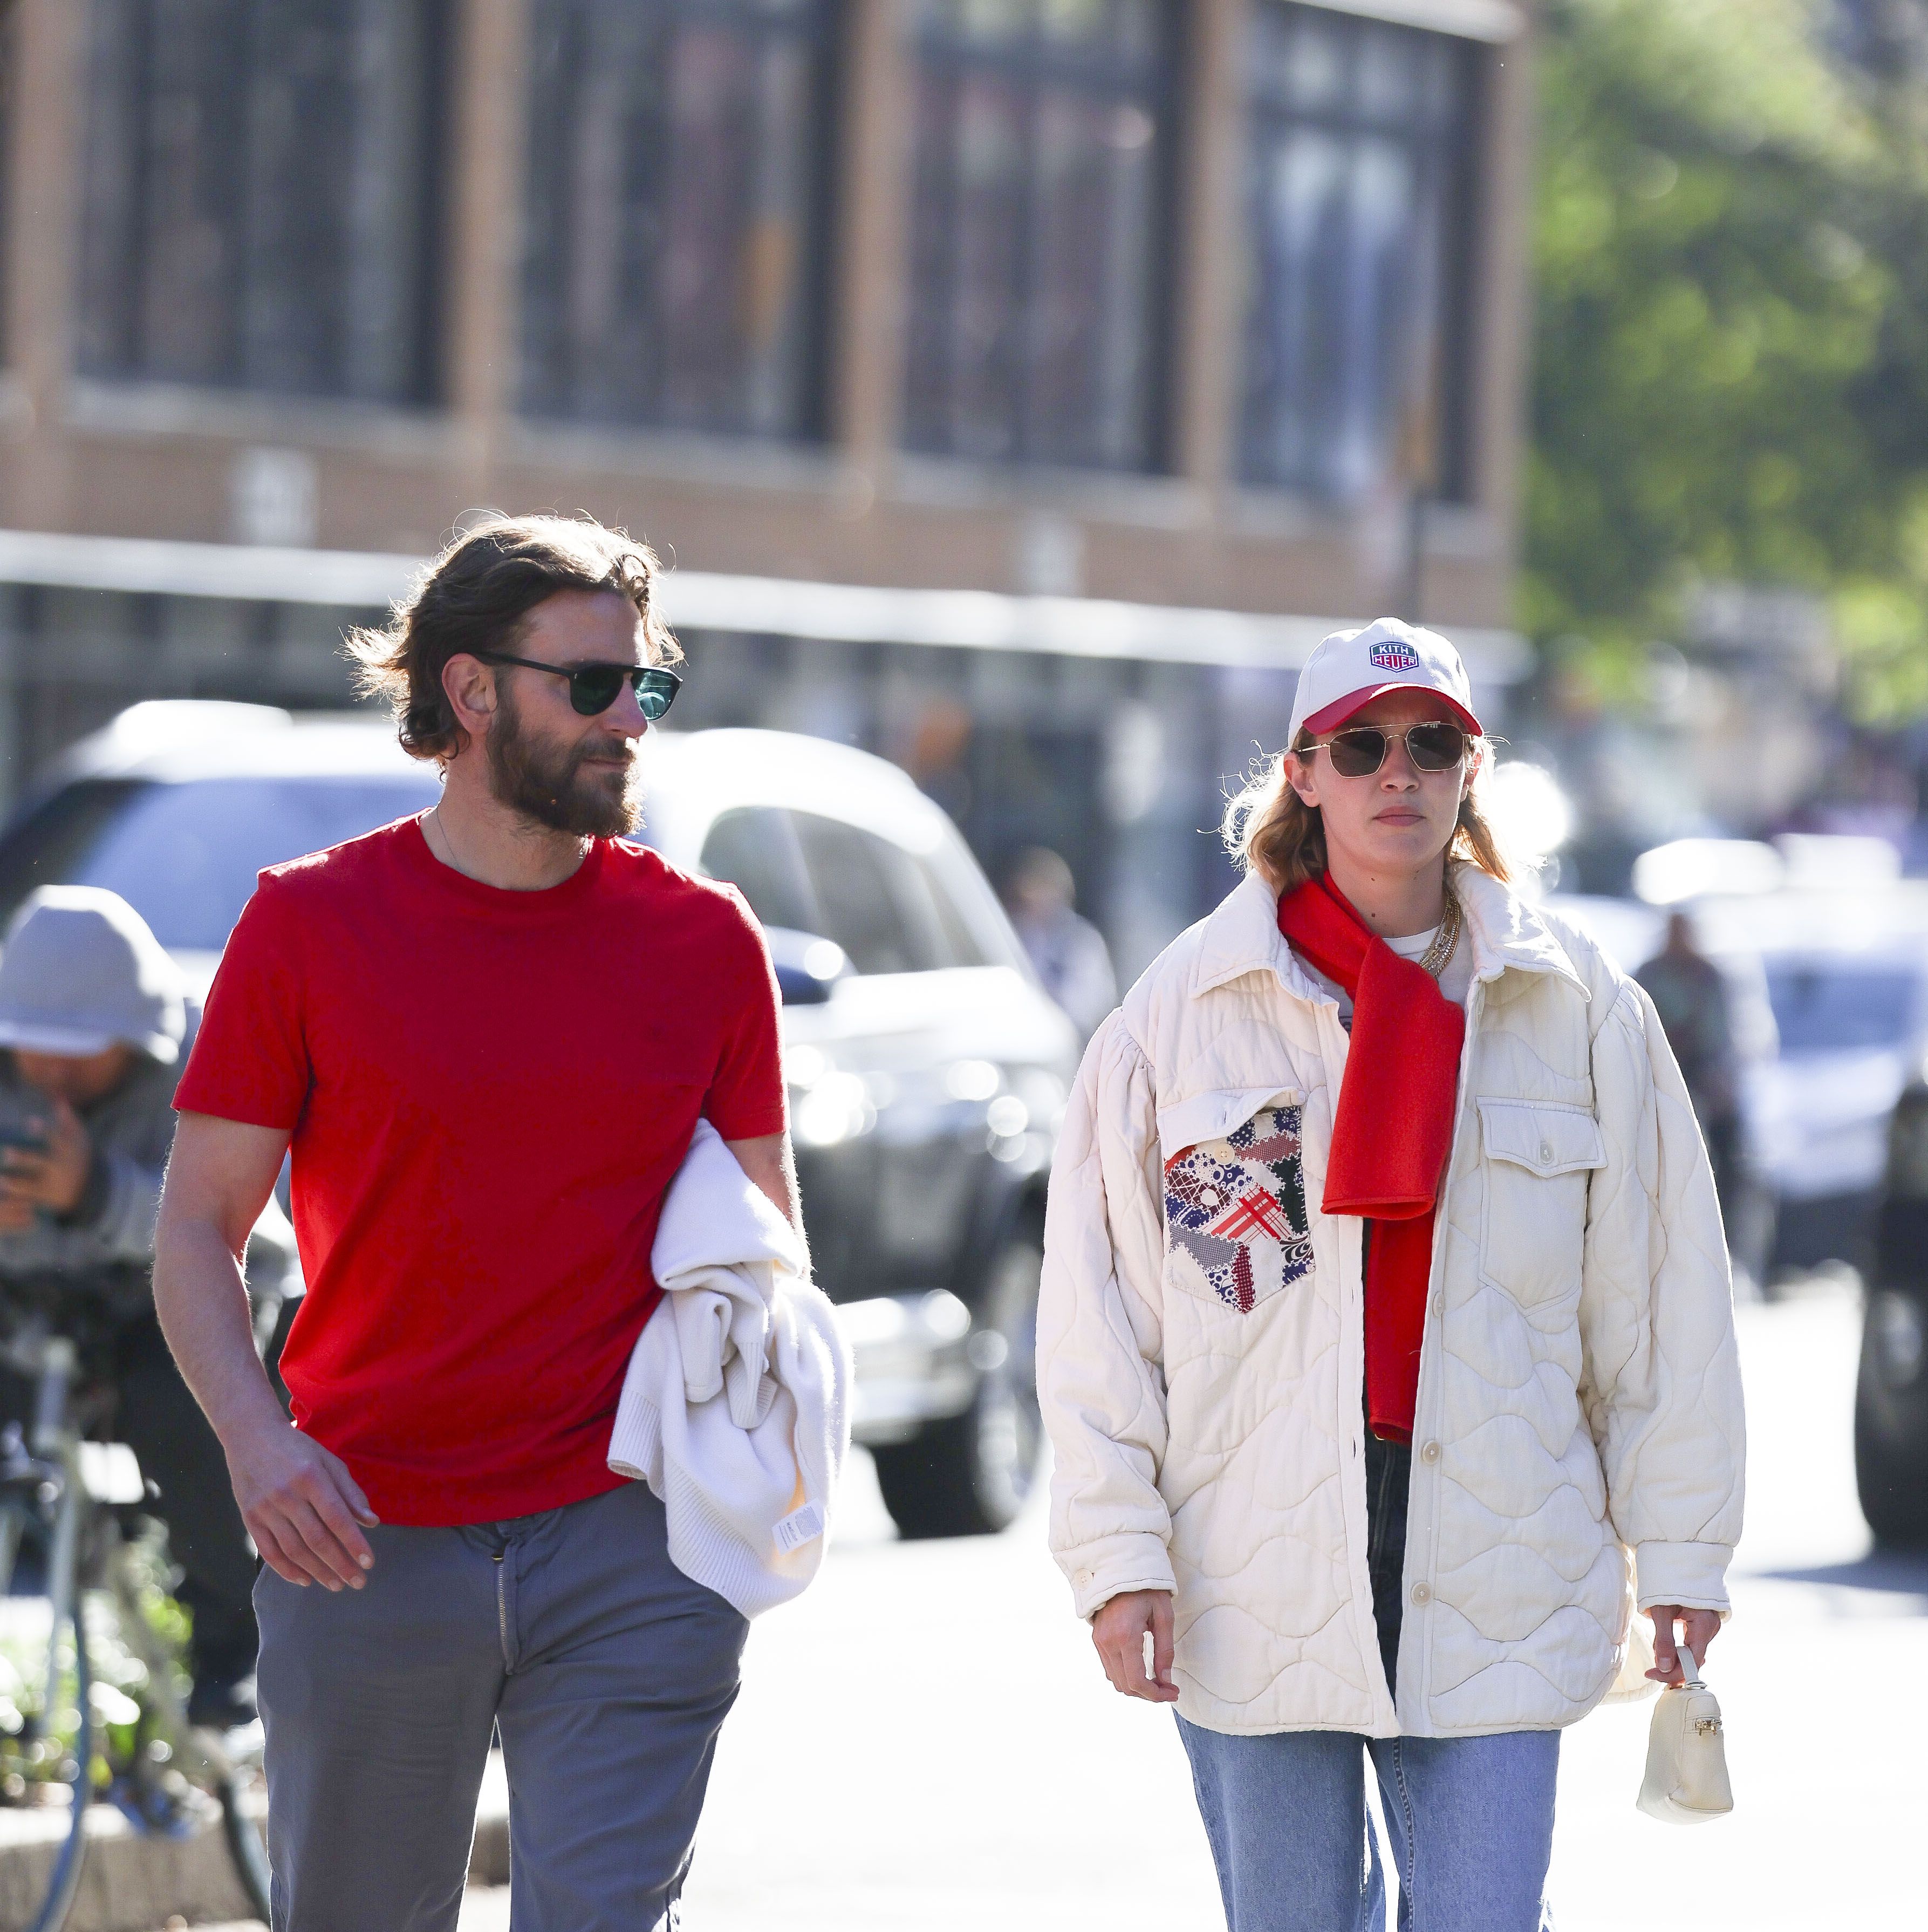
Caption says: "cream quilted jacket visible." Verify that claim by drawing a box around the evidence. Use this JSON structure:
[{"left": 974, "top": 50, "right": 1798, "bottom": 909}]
[{"left": 1038, "top": 864, "right": 1745, "bottom": 1738}]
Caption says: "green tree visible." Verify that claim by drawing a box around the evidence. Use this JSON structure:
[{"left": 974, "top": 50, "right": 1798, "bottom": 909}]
[{"left": 1527, "top": 0, "right": 1928, "bottom": 715}]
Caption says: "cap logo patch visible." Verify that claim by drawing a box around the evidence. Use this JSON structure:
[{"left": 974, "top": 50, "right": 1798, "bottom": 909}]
[{"left": 1368, "top": 640, "right": 1421, "bottom": 672}]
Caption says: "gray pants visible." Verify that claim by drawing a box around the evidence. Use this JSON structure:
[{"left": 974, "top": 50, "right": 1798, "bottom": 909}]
[{"left": 255, "top": 1480, "right": 748, "bottom": 1931}]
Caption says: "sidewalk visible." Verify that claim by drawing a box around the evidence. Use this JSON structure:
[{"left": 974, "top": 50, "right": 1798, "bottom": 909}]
[
  {"left": 0, "top": 1756, "right": 509, "bottom": 1932},
  {"left": 16, "top": 1280, "right": 1919, "bottom": 1932}
]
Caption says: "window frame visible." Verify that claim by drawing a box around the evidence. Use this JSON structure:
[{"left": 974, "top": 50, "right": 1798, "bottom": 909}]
[
  {"left": 1236, "top": 1, "right": 1485, "bottom": 505},
  {"left": 73, "top": 0, "right": 453, "bottom": 407},
  {"left": 518, "top": 0, "right": 839, "bottom": 442},
  {"left": 900, "top": 0, "right": 1180, "bottom": 475}
]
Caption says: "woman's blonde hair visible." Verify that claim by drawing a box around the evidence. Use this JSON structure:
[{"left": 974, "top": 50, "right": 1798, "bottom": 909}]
[{"left": 1221, "top": 731, "right": 1513, "bottom": 892}]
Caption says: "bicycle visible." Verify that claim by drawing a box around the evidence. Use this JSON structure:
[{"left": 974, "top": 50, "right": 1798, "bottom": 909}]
[{"left": 0, "top": 1317, "right": 271, "bottom": 1931}]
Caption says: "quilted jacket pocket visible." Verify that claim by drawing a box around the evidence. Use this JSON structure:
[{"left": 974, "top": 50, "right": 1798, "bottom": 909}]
[
  {"left": 1163, "top": 1104, "right": 1314, "bottom": 1314},
  {"left": 1477, "top": 1098, "right": 1606, "bottom": 1306}
]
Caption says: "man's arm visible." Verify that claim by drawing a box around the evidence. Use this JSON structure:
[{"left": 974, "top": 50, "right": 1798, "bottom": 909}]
[
  {"left": 723, "top": 1131, "right": 808, "bottom": 1268},
  {"left": 155, "top": 1112, "right": 377, "bottom": 1590}
]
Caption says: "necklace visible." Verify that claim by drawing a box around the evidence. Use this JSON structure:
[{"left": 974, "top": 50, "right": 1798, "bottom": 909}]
[
  {"left": 1417, "top": 887, "right": 1462, "bottom": 980},
  {"left": 423, "top": 806, "right": 465, "bottom": 875}
]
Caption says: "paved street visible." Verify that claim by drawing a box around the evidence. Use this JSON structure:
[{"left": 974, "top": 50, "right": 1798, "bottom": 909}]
[{"left": 468, "top": 1281, "right": 1918, "bottom": 1927}]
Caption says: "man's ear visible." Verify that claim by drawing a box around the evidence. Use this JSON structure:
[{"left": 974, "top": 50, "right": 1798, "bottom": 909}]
[{"left": 442, "top": 653, "right": 497, "bottom": 738}]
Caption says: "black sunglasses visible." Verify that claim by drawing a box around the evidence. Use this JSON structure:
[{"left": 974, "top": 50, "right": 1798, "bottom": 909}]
[
  {"left": 1307, "top": 721, "right": 1471, "bottom": 778},
  {"left": 476, "top": 652, "right": 683, "bottom": 721}
]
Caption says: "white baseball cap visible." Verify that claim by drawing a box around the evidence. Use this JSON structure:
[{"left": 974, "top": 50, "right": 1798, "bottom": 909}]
[{"left": 1287, "top": 618, "right": 1483, "bottom": 747}]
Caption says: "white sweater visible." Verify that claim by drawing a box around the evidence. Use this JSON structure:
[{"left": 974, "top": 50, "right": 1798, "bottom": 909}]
[
  {"left": 609, "top": 1121, "right": 853, "bottom": 1617},
  {"left": 1039, "top": 865, "right": 1744, "bottom": 1737}
]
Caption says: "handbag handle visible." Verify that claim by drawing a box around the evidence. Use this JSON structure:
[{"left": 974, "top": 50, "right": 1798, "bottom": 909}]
[{"left": 1674, "top": 1643, "right": 1706, "bottom": 1690}]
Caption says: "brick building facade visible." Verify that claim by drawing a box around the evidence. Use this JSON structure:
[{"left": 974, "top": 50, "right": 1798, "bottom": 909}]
[{"left": 0, "top": 0, "right": 1533, "bottom": 968}]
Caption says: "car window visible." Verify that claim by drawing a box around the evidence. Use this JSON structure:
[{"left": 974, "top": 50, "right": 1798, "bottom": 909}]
[
  {"left": 19, "top": 775, "right": 442, "bottom": 952},
  {"left": 920, "top": 826, "right": 1028, "bottom": 971},
  {"left": 0, "top": 779, "right": 150, "bottom": 933},
  {"left": 790, "top": 813, "right": 949, "bottom": 975},
  {"left": 918, "top": 852, "right": 988, "bottom": 967},
  {"left": 1765, "top": 962, "right": 1918, "bottom": 1054},
  {"left": 698, "top": 808, "right": 822, "bottom": 935}
]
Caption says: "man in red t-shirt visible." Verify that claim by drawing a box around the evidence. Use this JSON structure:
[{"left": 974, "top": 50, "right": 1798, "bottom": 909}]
[{"left": 156, "top": 516, "right": 795, "bottom": 1930}]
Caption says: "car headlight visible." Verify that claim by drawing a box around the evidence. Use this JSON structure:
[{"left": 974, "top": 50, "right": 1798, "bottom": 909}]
[
  {"left": 946, "top": 1059, "right": 1001, "bottom": 1102},
  {"left": 795, "top": 1073, "right": 874, "bottom": 1149}
]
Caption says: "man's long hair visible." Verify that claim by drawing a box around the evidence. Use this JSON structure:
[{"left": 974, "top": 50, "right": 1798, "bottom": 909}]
[{"left": 347, "top": 515, "right": 682, "bottom": 762}]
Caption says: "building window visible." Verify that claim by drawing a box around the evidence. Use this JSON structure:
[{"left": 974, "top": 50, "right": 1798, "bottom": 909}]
[
  {"left": 1240, "top": 2, "right": 1479, "bottom": 502},
  {"left": 903, "top": 0, "right": 1169, "bottom": 472},
  {"left": 76, "top": 0, "right": 449, "bottom": 404},
  {"left": 521, "top": 0, "right": 831, "bottom": 439}
]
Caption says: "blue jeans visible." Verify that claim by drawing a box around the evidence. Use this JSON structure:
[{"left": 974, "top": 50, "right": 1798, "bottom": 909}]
[{"left": 1177, "top": 1719, "right": 1558, "bottom": 1932}]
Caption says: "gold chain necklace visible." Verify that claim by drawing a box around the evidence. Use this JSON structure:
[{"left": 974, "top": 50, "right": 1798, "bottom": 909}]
[{"left": 1416, "top": 886, "right": 1463, "bottom": 980}]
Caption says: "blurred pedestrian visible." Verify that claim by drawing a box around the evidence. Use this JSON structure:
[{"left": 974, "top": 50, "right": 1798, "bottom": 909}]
[
  {"left": 1038, "top": 619, "right": 1744, "bottom": 1931},
  {"left": 0, "top": 887, "right": 291, "bottom": 1729},
  {"left": 1637, "top": 911, "right": 1743, "bottom": 1220},
  {"left": 155, "top": 517, "right": 797, "bottom": 1931},
  {"left": 1003, "top": 846, "right": 1118, "bottom": 1040}
]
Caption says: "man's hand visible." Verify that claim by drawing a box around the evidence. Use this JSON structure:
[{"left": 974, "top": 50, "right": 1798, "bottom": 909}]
[
  {"left": 1092, "top": 1589, "right": 1180, "bottom": 1703},
  {"left": 0, "top": 1099, "right": 93, "bottom": 1220},
  {"left": 1646, "top": 1605, "right": 1723, "bottom": 1685},
  {"left": 155, "top": 1112, "right": 374, "bottom": 1586},
  {"left": 224, "top": 1409, "right": 379, "bottom": 1591}
]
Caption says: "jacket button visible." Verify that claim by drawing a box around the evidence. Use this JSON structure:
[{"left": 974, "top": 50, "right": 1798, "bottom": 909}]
[
  {"left": 1539, "top": 1141, "right": 1554, "bottom": 1163},
  {"left": 1421, "top": 1441, "right": 1441, "bottom": 1464},
  {"left": 1411, "top": 1582, "right": 1432, "bottom": 1605},
  {"left": 1431, "top": 1293, "right": 1445, "bottom": 1318}
]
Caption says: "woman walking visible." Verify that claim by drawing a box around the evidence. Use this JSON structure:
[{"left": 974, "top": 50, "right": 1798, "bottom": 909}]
[{"left": 1038, "top": 619, "right": 1743, "bottom": 1930}]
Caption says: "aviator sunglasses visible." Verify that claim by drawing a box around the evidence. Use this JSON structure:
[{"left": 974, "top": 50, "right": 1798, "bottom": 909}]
[
  {"left": 1305, "top": 720, "right": 1472, "bottom": 778},
  {"left": 476, "top": 652, "right": 683, "bottom": 721}
]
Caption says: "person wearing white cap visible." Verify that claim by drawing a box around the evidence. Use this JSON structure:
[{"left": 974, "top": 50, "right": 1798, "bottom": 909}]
[
  {"left": 1037, "top": 618, "right": 1744, "bottom": 1929},
  {"left": 0, "top": 886, "right": 292, "bottom": 1730}
]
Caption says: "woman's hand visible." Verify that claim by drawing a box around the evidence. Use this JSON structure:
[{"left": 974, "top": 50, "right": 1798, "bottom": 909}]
[
  {"left": 1646, "top": 1605, "right": 1723, "bottom": 1685},
  {"left": 1091, "top": 1589, "right": 1180, "bottom": 1703}
]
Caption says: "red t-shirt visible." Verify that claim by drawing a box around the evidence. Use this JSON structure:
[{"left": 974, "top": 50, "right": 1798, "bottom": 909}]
[{"left": 174, "top": 820, "right": 787, "bottom": 1525}]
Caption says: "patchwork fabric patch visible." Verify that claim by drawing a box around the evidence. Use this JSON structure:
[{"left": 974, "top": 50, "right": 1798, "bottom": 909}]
[{"left": 1163, "top": 1106, "right": 1314, "bottom": 1313}]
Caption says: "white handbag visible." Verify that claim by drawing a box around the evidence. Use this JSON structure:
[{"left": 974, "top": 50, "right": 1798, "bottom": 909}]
[{"left": 1636, "top": 1645, "right": 1734, "bottom": 1824}]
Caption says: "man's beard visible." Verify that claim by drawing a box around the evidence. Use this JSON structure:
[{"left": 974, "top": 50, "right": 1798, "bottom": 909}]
[{"left": 485, "top": 681, "right": 642, "bottom": 837}]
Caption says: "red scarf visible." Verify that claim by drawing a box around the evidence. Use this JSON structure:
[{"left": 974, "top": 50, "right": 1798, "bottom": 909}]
[{"left": 1276, "top": 872, "right": 1465, "bottom": 1443}]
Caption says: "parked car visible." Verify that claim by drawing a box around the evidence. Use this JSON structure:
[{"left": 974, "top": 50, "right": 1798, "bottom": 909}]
[
  {"left": 1547, "top": 888, "right": 1928, "bottom": 1282},
  {"left": 1856, "top": 1076, "right": 1928, "bottom": 1546},
  {"left": 1746, "top": 947, "right": 1928, "bottom": 1272},
  {"left": 1698, "top": 881, "right": 1928, "bottom": 1278},
  {"left": 0, "top": 701, "right": 1081, "bottom": 1540}
]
